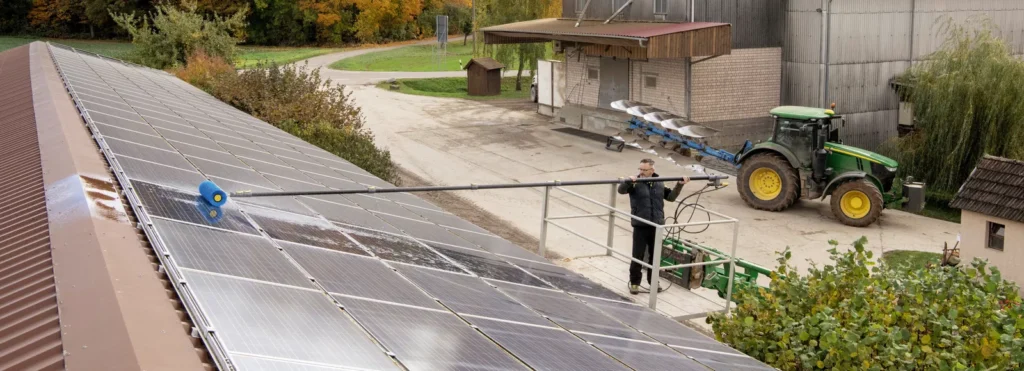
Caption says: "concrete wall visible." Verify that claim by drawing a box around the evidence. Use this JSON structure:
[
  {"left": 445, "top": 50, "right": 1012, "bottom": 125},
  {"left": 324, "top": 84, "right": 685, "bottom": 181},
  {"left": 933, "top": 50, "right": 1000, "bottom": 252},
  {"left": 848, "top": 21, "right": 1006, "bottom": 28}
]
[
  {"left": 960, "top": 211, "right": 1024, "bottom": 291},
  {"left": 784, "top": 0, "right": 1024, "bottom": 150},
  {"left": 692, "top": 48, "right": 782, "bottom": 122}
]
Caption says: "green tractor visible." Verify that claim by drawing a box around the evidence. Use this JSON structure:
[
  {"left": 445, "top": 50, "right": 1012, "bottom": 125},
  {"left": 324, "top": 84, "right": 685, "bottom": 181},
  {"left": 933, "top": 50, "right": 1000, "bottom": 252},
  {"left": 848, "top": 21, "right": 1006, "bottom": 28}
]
[{"left": 734, "top": 106, "right": 922, "bottom": 227}]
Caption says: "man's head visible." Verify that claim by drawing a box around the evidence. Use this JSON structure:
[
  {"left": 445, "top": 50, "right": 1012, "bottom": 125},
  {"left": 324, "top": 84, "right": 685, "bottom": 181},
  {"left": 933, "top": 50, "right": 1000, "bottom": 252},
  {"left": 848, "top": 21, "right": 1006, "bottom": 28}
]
[{"left": 638, "top": 158, "right": 655, "bottom": 178}]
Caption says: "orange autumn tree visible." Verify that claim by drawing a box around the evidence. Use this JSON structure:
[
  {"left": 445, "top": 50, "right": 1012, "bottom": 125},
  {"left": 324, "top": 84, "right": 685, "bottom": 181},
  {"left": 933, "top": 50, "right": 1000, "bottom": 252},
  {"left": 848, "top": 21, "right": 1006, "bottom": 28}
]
[
  {"left": 352, "top": 0, "right": 422, "bottom": 43},
  {"left": 298, "top": 0, "right": 358, "bottom": 43}
]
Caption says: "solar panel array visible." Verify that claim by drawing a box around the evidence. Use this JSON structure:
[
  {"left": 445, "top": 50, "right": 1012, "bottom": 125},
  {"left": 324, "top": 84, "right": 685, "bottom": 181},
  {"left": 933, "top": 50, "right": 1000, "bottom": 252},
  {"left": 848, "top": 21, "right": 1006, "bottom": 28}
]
[{"left": 47, "top": 43, "right": 774, "bottom": 371}]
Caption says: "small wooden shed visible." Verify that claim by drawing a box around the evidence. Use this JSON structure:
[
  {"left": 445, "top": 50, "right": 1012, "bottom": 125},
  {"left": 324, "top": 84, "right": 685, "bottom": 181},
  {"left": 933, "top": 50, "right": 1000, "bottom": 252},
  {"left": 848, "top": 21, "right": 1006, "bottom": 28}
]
[{"left": 463, "top": 57, "right": 505, "bottom": 96}]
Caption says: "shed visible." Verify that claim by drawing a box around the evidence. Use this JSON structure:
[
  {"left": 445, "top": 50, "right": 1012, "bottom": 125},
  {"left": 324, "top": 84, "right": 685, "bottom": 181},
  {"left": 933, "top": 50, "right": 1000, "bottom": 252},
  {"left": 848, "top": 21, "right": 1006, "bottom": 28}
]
[{"left": 463, "top": 57, "right": 504, "bottom": 96}]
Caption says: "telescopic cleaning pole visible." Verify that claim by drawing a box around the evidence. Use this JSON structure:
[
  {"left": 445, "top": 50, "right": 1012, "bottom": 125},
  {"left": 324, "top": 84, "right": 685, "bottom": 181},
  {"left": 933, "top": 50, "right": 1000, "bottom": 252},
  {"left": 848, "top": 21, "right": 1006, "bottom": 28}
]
[{"left": 227, "top": 175, "right": 726, "bottom": 199}]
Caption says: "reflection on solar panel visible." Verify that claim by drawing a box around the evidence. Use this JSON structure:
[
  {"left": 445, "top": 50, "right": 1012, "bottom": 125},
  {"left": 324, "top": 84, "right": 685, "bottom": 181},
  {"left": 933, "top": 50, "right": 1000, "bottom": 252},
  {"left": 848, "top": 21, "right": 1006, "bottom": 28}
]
[{"left": 47, "top": 43, "right": 772, "bottom": 371}]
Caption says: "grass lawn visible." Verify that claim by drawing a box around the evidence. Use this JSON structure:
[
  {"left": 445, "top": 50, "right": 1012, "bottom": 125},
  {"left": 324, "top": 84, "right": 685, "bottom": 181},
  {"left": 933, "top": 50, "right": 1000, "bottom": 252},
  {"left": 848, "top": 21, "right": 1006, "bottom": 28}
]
[
  {"left": 0, "top": 36, "right": 339, "bottom": 69},
  {"left": 332, "top": 42, "right": 475, "bottom": 72},
  {"left": 377, "top": 76, "right": 531, "bottom": 101},
  {"left": 882, "top": 250, "right": 942, "bottom": 269}
]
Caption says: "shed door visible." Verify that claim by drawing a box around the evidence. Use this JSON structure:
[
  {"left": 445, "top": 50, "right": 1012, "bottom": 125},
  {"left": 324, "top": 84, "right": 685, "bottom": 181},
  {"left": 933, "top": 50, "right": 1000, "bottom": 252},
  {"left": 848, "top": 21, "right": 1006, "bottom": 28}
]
[{"left": 598, "top": 58, "right": 629, "bottom": 109}]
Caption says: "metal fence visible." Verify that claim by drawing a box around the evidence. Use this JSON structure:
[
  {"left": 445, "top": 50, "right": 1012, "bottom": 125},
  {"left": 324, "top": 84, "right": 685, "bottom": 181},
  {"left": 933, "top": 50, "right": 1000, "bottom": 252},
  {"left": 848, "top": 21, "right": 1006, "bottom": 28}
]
[{"left": 538, "top": 183, "right": 740, "bottom": 317}]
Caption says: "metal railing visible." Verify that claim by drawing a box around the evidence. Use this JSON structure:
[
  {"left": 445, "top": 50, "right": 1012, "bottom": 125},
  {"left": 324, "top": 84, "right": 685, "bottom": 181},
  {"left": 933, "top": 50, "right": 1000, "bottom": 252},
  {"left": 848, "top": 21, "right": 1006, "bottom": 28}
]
[{"left": 538, "top": 183, "right": 740, "bottom": 316}]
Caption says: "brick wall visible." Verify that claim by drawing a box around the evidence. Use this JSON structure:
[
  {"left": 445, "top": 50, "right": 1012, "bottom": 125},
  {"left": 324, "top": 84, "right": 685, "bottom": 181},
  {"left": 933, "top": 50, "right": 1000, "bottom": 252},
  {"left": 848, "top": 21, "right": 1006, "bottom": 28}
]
[
  {"left": 629, "top": 58, "right": 687, "bottom": 116},
  {"left": 564, "top": 53, "right": 600, "bottom": 108},
  {"left": 691, "top": 48, "right": 782, "bottom": 122}
]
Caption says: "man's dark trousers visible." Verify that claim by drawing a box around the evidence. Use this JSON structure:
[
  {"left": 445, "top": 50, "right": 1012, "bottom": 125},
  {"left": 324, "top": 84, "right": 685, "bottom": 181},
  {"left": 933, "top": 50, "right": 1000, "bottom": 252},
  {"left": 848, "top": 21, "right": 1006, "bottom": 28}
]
[{"left": 630, "top": 225, "right": 657, "bottom": 286}]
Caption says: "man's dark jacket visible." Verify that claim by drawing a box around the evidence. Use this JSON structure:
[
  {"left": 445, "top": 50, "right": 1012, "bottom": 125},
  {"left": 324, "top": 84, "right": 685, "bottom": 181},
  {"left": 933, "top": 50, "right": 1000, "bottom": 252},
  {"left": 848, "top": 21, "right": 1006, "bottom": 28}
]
[{"left": 618, "top": 173, "right": 684, "bottom": 227}]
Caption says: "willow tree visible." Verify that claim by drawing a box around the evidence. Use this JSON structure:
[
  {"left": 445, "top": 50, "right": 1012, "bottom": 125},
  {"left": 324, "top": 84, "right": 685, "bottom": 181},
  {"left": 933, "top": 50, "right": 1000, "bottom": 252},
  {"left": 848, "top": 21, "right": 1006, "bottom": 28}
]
[
  {"left": 885, "top": 18, "right": 1024, "bottom": 196},
  {"left": 474, "top": 0, "right": 554, "bottom": 91}
]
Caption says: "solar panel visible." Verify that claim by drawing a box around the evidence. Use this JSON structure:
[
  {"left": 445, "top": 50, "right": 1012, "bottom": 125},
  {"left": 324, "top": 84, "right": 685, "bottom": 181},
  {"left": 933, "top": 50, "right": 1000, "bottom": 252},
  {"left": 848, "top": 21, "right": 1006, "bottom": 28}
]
[
  {"left": 152, "top": 218, "right": 313, "bottom": 288},
  {"left": 229, "top": 354, "right": 386, "bottom": 371},
  {"left": 130, "top": 180, "right": 258, "bottom": 235},
  {"left": 374, "top": 212, "right": 475, "bottom": 247},
  {"left": 243, "top": 205, "right": 368, "bottom": 256},
  {"left": 116, "top": 156, "right": 208, "bottom": 192},
  {"left": 181, "top": 270, "right": 399, "bottom": 370},
  {"left": 471, "top": 318, "right": 631, "bottom": 371},
  {"left": 490, "top": 281, "right": 649, "bottom": 341},
  {"left": 340, "top": 225, "right": 465, "bottom": 273},
  {"left": 580, "top": 334, "right": 712, "bottom": 371},
  {"left": 284, "top": 242, "right": 440, "bottom": 308},
  {"left": 397, "top": 265, "right": 550, "bottom": 326},
  {"left": 514, "top": 260, "right": 631, "bottom": 302},
  {"left": 427, "top": 243, "right": 554, "bottom": 287},
  {"left": 340, "top": 299, "right": 528, "bottom": 371}
]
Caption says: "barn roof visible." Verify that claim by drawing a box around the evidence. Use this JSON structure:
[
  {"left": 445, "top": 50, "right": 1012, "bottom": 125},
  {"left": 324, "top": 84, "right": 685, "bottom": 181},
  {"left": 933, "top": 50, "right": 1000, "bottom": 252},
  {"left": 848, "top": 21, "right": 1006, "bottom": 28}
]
[
  {"left": 950, "top": 155, "right": 1024, "bottom": 223},
  {"left": 463, "top": 57, "right": 505, "bottom": 70}
]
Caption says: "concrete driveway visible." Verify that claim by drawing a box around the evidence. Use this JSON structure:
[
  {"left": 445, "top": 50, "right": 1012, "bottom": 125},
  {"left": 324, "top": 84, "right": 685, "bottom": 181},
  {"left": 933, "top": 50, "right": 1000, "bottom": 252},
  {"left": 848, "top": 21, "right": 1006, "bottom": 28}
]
[{"left": 303, "top": 43, "right": 959, "bottom": 321}]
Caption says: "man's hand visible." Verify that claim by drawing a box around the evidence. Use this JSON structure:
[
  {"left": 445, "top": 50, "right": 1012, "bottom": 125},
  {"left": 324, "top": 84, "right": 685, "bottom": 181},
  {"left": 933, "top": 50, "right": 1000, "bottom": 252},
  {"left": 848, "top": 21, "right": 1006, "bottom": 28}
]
[
  {"left": 629, "top": 175, "right": 637, "bottom": 182},
  {"left": 681, "top": 176, "right": 689, "bottom": 184}
]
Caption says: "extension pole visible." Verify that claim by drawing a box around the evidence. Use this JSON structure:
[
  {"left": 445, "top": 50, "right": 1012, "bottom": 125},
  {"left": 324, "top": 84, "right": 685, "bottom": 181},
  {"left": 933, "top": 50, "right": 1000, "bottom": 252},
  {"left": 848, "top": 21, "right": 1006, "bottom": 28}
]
[{"left": 229, "top": 176, "right": 723, "bottom": 198}]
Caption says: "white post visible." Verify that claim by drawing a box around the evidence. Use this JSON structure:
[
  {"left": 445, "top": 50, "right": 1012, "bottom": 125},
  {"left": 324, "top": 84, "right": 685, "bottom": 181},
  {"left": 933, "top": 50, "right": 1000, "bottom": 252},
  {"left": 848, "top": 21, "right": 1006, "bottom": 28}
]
[
  {"left": 606, "top": 184, "right": 616, "bottom": 256},
  {"left": 724, "top": 221, "right": 739, "bottom": 314},
  {"left": 539, "top": 186, "right": 551, "bottom": 258},
  {"left": 648, "top": 226, "right": 665, "bottom": 310}
]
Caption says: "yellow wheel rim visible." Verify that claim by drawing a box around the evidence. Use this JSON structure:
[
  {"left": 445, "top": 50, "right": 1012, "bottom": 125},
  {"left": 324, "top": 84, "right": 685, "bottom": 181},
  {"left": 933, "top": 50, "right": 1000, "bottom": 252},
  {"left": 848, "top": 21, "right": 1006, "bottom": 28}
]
[
  {"left": 749, "top": 168, "right": 782, "bottom": 201},
  {"left": 840, "top": 190, "right": 871, "bottom": 219}
]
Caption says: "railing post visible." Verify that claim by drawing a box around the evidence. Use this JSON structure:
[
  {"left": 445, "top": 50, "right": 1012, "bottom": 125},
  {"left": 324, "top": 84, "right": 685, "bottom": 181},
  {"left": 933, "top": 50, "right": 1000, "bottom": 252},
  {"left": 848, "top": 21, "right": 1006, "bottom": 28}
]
[
  {"left": 724, "top": 221, "right": 739, "bottom": 315},
  {"left": 649, "top": 226, "right": 664, "bottom": 310},
  {"left": 606, "top": 183, "right": 616, "bottom": 256},
  {"left": 539, "top": 186, "right": 551, "bottom": 258}
]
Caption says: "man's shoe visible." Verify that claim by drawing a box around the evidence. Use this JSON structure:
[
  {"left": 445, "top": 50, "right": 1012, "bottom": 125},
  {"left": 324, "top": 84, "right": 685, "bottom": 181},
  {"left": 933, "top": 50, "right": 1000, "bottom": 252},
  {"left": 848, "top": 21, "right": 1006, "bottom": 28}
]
[{"left": 629, "top": 284, "right": 640, "bottom": 295}]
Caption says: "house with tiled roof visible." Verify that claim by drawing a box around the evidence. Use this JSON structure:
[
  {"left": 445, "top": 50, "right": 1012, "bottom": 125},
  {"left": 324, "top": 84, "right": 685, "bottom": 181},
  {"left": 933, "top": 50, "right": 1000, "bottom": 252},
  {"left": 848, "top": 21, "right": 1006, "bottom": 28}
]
[{"left": 950, "top": 155, "right": 1024, "bottom": 290}]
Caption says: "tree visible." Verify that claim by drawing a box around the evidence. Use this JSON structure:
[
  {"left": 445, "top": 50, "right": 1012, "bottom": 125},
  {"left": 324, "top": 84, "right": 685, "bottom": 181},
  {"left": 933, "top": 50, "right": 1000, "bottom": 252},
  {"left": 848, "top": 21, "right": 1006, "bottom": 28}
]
[
  {"left": 111, "top": 1, "right": 248, "bottom": 69},
  {"left": 475, "top": 0, "right": 552, "bottom": 91},
  {"left": 83, "top": 0, "right": 139, "bottom": 38},
  {"left": 27, "top": 0, "right": 85, "bottom": 37},
  {"left": 708, "top": 238, "right": 1024, "bottom": 370},
  {"left": 0, "top": 0, "right": 34, "bottom": 34},
  {"left": 882, "top": 17, "right": 1024, "bottom": 199}
]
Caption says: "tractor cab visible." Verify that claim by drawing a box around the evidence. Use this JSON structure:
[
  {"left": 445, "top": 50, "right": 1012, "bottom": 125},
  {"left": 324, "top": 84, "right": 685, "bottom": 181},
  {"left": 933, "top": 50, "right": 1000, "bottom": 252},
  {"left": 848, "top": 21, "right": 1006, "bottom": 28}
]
[{"left": 735, "top": 105, "right": 918, "bottom": 227}]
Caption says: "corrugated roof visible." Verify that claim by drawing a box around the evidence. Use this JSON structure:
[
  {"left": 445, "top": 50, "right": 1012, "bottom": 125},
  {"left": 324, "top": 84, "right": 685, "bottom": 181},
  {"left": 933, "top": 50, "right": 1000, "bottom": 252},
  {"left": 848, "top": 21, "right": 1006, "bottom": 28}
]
[
  {"left": 481, "top": 18, "right": 728, "bottom": 40},
  {"left": 0, "top": 45, "right": 65, "bottom": 371},
  {"left": 950, "top": 155, "right": 1024, "bottom": 223}
]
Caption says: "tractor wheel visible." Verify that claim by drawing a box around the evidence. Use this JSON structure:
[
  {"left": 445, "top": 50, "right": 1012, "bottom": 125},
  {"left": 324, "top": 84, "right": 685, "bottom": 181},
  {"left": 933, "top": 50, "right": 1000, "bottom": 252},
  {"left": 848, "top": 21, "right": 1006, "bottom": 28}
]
[
  {"left": 830, "top": 179, "right": 883, "bottom": 227},
  {"left": 737, "top": 153, "right": 800, "bottom": 211}
]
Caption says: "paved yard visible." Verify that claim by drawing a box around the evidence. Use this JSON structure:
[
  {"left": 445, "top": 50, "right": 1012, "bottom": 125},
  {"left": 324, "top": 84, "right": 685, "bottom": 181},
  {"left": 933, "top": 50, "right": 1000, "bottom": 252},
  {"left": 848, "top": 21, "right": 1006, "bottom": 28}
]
[{"left": 341, "top": 83, "right": 959, "bottom": 323}]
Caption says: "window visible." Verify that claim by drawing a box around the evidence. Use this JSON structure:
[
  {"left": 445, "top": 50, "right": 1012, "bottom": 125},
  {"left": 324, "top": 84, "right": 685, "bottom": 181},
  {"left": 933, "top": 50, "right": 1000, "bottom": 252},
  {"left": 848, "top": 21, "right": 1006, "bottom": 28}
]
[
  {"left": 587, "top": 67, "right": 599, "bottom": 80},
  {"left": 987, "top": 222, "right": 1005, "bottom": 250},
  {"left": 654, "top": 0, "right": 668, "bottom": 14},
  {"left": 644, "top": 74, "right": 657, "bottom": 88}
]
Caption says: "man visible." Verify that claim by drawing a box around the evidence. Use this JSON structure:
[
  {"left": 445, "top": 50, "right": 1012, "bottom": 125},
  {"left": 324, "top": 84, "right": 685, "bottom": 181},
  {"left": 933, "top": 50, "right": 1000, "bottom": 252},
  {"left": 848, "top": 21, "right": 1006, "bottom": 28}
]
[{"left": 618, "top": 158, "right": 687, "bottom": 295}]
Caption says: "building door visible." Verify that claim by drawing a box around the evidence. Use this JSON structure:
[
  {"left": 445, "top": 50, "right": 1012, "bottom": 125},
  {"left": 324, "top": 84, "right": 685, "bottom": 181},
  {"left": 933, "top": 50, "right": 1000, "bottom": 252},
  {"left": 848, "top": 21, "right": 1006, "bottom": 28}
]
[{"left": 598, "top": 58, "right": 629, "bottom": 109}]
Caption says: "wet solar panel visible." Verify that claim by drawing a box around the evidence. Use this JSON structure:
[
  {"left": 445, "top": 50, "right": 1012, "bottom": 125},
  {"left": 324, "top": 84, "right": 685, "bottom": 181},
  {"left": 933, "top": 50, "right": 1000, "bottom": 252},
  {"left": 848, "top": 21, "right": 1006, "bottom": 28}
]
[
  {"left": 580, "top": 334, "right": 712, "bottom": 371},
  {"left": 491, "top": 281, "right": 649, "bottom": 341},
  {"left": 428, "top": 244, "right": 553, "bottom": 288},
  {"left": 244, "top": 206, "right": 367, "bottom": 256},
  {"left": 130, "top": 180, "right": 258, "bottom": 235},
  {"left": 374, "top": 212, "right": 474, "bottom": 247},
  {"left": 517, "top": 261, "right": 632, "bottom": 302},
  {"left": 340, "top": 225, "right": 465, "bottom": 273}
]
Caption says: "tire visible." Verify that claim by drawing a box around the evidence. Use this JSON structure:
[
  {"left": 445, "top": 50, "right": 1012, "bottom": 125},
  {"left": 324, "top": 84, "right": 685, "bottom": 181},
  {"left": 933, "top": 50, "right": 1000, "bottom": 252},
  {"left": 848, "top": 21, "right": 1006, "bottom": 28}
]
[
  {"left": 737, "top": 153, "right": 800, "bottom": 211},
  {"left": 830, "top": 179, "right": 883, "bottom": 227}
]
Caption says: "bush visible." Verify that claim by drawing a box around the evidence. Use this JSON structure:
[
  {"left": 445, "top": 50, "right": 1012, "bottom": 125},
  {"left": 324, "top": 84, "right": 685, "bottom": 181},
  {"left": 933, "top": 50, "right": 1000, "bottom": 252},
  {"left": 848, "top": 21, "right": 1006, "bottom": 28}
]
[
  {"left": 173, "top": 50, "right": 236, "bottom": 92},
  {"left": 111, "top": 1, "right": 247, "bottom": 69},
  {"left": 209, "top": 61, "right": 401, "bottom": 185},
  {"left": 708, "top": 238, "right": 1024, "bottom": 371}
]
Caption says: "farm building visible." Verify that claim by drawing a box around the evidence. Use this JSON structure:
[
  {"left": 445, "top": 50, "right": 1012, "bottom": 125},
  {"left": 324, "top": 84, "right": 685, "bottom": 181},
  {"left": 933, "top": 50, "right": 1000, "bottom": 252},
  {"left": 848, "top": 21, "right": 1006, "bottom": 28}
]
[{"left": 483, "top": 0, "right": 1024, "bottom": 151}]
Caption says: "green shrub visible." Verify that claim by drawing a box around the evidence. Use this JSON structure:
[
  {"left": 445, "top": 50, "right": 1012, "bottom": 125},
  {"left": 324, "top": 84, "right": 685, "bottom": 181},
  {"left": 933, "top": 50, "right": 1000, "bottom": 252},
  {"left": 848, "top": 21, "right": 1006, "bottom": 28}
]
[
  {"left": 708, "top": 237, "right": 1024, "bottom": 371},
  {"left": 111, "top": 1, "right": 247, "bottom": 69},
  {"left": 209, "top": 61, "right": 400, "bottom": 185}
]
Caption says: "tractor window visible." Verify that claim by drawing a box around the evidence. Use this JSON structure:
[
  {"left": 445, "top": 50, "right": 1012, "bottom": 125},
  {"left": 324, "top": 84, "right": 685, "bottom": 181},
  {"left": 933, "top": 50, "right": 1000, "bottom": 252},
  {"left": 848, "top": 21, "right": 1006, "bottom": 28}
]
[{"left": 774, "top": 119, "right": 816, "bottom": 165}]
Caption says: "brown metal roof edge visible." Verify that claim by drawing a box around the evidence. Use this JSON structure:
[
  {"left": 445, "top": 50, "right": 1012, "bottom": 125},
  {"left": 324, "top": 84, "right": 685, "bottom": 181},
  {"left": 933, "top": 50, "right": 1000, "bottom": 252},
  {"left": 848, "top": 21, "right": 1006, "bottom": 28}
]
[
  {"left": 29, "top": 41, "right": 213, "bottom": 371},
  {"left": 0, "top": 44, "right": 65, "bottom": 371}
]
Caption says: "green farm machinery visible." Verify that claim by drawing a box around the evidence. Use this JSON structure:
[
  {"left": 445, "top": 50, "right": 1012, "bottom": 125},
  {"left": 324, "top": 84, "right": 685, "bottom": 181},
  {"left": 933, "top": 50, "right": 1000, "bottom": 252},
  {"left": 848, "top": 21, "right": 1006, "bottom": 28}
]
[
  {"left": 609, "top": 102, "right": 929, "bottom": 227},
  {"left": 659, "top": 237, "right": 772, "bottom": 301}
]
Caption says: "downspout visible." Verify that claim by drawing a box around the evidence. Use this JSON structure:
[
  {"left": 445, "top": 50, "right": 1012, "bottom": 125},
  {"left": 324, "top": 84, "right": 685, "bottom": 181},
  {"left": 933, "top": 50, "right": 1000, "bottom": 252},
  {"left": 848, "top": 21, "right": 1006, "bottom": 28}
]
[
  {"left": 686, "top": 0, "right": 695, "bottom": 118},
  {"left": 823, "top": 0, "right": 834, "bottom": 106}
]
